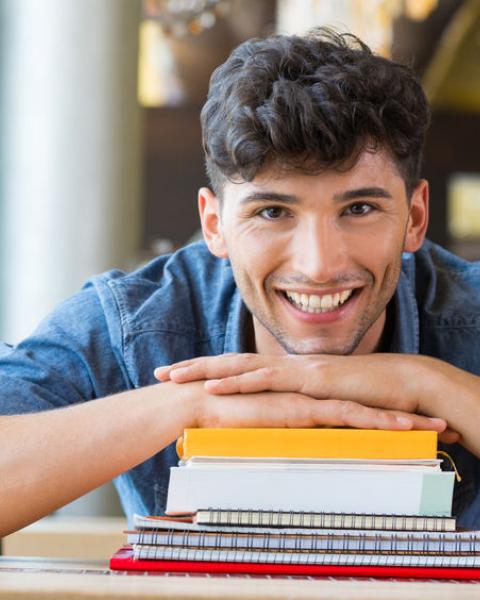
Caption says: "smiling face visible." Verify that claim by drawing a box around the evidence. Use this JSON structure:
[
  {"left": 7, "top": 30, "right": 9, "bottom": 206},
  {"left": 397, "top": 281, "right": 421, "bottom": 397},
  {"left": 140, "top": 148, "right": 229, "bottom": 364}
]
[{"left": 199, "top": 149, "right": 428, "bottom": 356}]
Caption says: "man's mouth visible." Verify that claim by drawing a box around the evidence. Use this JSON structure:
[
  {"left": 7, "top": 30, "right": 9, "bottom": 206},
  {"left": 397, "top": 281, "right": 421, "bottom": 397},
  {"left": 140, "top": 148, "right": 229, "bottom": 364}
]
[{"left": 282, "top": 289, "right": 355, "bottom": 314}]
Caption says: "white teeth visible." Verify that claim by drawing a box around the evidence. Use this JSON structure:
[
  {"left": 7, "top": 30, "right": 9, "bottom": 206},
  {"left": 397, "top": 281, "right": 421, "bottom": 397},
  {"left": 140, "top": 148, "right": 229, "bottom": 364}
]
[
  {"left": 285, "top": 289, "right": 354, "bottom": 313},
  {"left": 320, "top": 295, "right": 332, "bottom": 310},
  {"left": 289, "top": 292, "right": 299, "bottom": 305}
]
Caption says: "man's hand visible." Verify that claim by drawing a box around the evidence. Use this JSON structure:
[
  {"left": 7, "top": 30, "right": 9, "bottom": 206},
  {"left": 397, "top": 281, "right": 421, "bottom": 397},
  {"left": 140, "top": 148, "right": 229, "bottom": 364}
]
[
  {"left": 155, "top": 353, "right": 434, "bottom": 413},
  {"left": 156, "top": 356, "right": 450, "bottom": 435},
  {"left": 158, "top": 349, "right": 480, "bottom": 453}
]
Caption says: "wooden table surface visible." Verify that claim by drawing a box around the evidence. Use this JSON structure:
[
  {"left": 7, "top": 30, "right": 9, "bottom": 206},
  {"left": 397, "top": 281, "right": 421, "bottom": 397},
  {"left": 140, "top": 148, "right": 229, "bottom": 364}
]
[{"left": 1, "top": 556, "right": 480, "bottom": 600}]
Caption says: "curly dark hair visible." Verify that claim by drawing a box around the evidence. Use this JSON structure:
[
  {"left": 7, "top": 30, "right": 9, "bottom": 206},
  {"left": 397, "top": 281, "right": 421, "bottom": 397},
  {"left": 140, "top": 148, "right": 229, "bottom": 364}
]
[{"left": 201, "top": 27, "right": 430, "bottom": 199}]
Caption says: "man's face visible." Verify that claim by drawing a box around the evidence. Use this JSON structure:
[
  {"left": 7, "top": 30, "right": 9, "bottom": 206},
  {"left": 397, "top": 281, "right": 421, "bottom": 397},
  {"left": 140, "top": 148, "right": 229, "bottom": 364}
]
[{"left": 200, "top": 149, "right": 427, "bottom": 355}]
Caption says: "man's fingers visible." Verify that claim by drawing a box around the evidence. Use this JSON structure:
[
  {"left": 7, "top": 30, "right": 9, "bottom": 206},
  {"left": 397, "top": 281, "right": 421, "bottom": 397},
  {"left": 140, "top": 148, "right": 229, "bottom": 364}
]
[
  {"left": 203, "top": 373, "right": 448, "bottom": 433},
  {"left": 209, "top": 390, "right": 446, "bottom": 432},
  {"left": 309, "top": 400, "right": 444, "bottom": 432},
  {"left": 310, "top": 400, "right": 410, "bottom": 430},
  {"left": 153, "top": 367, "right": 172, "bottom": 381},
  {"left": 158, "top": 353, "right": 267, "bottom": 383},
  {"left": 204, "top": 368, "right": 298, "bottom": 395},
  {"left": 398, "top": 413, "right": 446, "bottom": 433},
  {"left": 438, "top": 428, "right": 461, "bottom": 444},
  {"left": 154, "top": 357, "right": 206, "bottom": 381}
]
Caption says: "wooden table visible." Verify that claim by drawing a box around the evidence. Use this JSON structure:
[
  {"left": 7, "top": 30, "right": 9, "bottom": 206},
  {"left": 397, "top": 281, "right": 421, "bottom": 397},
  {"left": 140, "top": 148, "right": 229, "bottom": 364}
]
[
  {"left": 1, "top": 556, "right": 480, "bottom": 600},
  {"left": 1, "top": 516, "right": 126, "bottom": 559}
]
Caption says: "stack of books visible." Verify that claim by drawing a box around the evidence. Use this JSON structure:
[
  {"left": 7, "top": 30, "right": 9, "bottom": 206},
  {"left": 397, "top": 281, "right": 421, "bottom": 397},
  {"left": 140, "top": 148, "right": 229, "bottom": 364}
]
[{"left": 110, "top": 428, "right": 480, "bottom": 578}]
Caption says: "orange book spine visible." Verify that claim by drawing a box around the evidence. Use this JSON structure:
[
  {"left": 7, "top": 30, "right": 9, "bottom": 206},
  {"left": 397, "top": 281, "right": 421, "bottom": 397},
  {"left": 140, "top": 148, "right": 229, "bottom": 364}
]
[{"left": 176, "top": 428, "right": 437, "bottom": 460}]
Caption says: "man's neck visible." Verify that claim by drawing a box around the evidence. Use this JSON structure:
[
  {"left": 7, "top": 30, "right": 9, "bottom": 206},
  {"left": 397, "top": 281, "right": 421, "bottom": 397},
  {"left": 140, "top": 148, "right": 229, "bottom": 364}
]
[{"left": 352, "top": 310, "right": 387, "bottom": 355}]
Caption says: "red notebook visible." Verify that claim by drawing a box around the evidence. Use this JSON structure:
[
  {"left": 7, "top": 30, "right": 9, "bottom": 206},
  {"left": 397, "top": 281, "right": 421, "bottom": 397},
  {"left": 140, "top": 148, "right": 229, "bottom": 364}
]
[{"left": 109, "top": 547, "right": 480, "bottom": 580}]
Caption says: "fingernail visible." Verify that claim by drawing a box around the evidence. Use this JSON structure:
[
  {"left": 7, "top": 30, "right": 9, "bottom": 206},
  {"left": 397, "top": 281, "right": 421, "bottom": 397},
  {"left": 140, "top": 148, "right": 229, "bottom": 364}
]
[
  {"left": 205, "top": 379, "right": 221, "bottom": 387},
  {"left": 395, "top": 416, "right": 412, "bottom": 428},
  {"left": 429, "top": 417, "right": 447, "bottom": 430}
]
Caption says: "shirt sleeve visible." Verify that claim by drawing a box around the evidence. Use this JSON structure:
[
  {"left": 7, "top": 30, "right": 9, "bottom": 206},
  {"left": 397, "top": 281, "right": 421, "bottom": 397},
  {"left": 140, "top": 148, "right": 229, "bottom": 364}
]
[{"left": 0, "top": 281, "right": 129, "bottom": 415}]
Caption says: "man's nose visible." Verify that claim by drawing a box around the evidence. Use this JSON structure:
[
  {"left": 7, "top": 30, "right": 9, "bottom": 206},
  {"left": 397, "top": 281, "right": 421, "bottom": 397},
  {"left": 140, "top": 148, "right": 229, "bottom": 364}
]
[{"left": 291, "top": 219, "right": 349, "bottom": 283}]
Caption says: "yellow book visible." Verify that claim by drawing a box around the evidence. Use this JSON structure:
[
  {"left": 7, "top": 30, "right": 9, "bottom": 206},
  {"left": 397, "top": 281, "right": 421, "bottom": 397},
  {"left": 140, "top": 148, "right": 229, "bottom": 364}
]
[{"left": 176, "top": 428, "right": 437, "bottom": 461}]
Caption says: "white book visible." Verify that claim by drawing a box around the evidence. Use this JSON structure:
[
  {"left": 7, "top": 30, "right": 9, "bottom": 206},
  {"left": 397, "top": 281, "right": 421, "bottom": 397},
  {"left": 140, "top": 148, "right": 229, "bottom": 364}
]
[
  {"left": 166, "top": 465, "right": 454, "bottom": 516},
  {"left": 182, "top": 457, "right": 443, "bottom": 470}
]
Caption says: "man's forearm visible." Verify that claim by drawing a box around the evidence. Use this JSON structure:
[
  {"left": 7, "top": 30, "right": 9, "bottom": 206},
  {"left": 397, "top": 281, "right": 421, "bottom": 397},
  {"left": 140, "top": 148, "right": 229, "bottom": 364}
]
[
  {"left": 0, "top": 381, "right": 198, "bottom": 537},
  {"left": 418, "top": 358, "right": 480, "bottom": 457},
  {"left": 3, "top": 353, "right": 465, "bottom": 537}
]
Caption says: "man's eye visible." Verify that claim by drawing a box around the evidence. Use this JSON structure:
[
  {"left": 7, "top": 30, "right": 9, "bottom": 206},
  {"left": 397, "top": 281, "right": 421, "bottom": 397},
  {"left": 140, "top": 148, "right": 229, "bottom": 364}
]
[
  {"left": 258, "top": 206, "right": 288, "bottom": 220},
  {"left": 345, "top": 203, "right": 374, "bottom": 216}
]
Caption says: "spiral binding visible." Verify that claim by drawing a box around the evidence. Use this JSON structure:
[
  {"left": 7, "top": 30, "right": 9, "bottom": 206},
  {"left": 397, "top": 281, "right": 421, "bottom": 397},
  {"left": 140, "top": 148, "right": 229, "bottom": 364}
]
[
  {"left": 133, "top": 528, "right": 480, "bottom": 555},
  {"left": 197, "top": 509, "right": 455, "bottom": 532},
  {"left": 132, "top": 545, "right": 480, "bottom": 567}
]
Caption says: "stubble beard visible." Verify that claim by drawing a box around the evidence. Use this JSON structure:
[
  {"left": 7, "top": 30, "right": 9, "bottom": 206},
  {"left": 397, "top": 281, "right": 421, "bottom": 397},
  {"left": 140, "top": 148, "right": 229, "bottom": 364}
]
[
  {"left": 233, "top": 261, "right": 402, "bottom": 357},
  {"left": 251, "top": 301, "right": 379, "bottom": 356}
]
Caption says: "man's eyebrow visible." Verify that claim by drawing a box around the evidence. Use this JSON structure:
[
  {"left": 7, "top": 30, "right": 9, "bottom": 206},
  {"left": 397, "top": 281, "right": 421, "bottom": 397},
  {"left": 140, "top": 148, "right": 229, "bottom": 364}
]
[
  {"left": 333, "top": 187, "right": 393, "bottom": 201},
  {"left": 239, "top": 192, "right": 298, "bottom": 205},
  {"left": 239, "top": 187, "right": 393, "bottom": 205}
]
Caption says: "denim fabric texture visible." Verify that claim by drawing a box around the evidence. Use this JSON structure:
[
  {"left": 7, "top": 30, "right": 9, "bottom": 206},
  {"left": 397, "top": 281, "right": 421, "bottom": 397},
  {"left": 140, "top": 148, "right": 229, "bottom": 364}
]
[{"left": 0, "top": 239, "right": 479, "bottom": 527}]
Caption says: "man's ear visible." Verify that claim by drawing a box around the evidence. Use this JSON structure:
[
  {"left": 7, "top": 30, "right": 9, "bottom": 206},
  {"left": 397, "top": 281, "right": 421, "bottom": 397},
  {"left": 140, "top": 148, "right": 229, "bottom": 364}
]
[
  {"left": 404, "top": 179, "right": 429, "bottom": 253},
  {"left": 198, "top": 187, "right": 229, "bottom": 258}
]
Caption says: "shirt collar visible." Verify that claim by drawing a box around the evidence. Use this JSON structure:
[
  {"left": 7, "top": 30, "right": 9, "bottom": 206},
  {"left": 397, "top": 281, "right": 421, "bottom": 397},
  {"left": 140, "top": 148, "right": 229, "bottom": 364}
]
[
  {"left": 388, "top": 254, "right": 420, "bottom": 354},
  {"left": 223, "top": 273, "right": 252, "bottom": 354}
]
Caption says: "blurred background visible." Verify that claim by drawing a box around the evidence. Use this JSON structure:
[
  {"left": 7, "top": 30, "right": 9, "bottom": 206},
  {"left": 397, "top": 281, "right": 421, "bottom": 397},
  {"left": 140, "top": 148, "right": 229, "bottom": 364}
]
[{"left": 0, "top": 0, "right": 479, "bottom": 519}]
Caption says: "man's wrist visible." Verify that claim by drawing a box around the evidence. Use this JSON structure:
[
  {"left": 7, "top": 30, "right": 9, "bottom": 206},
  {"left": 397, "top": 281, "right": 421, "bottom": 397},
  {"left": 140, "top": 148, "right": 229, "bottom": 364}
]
[
  {"left": 419, "top": 356, "right": 476, "bottom": 421},
  {"left": 163, "top": 379, "right": 206, "bottom": 429}
]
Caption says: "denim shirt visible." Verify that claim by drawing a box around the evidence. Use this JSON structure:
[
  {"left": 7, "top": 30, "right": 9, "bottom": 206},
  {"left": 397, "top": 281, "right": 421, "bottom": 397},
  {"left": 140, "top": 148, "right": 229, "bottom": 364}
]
[{"left": 1, "top": 239, "right": 480, "bottom": 527}]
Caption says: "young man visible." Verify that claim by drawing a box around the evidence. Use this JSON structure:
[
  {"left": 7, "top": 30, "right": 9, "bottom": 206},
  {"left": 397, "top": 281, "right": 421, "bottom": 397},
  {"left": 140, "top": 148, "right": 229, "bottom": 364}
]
[{"left": 1, "top": 28, "right": 480, "bottom": 536}]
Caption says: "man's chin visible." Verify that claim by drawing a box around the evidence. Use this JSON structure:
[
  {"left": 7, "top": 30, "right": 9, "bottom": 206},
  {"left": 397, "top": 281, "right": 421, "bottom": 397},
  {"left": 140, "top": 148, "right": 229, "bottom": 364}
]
[
  {"left": 251, "top": 310, "right": 366, "bottom": 356},
  {"left": 275, "top": 336, "right": 360, "bottom": 356}
]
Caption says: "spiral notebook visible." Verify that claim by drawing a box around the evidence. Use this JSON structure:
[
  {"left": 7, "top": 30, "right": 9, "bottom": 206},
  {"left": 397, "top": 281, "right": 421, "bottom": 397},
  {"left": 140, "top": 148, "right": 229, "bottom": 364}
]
[
  {"left": 182, "top": 509, "right": 457, "bottom": 531},
  {"left": 110, "top": 508, "right": 480, "bottom": 579},
  {"left": 128, "top": 527, "right": 480, "bottom": 555},
  {"left": 127, "top": 511, "right": 477, "bottom": 557},
  {"left": 133, "top": 510, "right": 457, "bottom": 532},
  {"left": 110, "top": 546, "right": 480, "bottom": 579}
]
